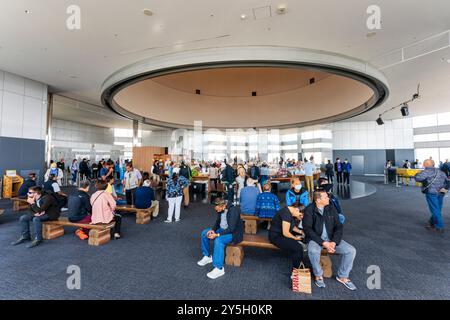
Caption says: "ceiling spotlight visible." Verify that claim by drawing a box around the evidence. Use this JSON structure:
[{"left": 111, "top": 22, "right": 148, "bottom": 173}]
[
  {"left": 24, "top": 9, "right": 32, "bottom": 14},
  {"left": 376, "top": 117, "right": 384, "bottom": 125},
  {"left": 276, "top": 4, "right": 287, "bottom": 14},
  {"left": 401, "top": 103, "right": 409, "bottom": 117},
  {"left": 143, "top": 9, "right": 153, "bottom": 16},
  {"left": 240, "top": 14, "right": 247, "bottom": 20}
]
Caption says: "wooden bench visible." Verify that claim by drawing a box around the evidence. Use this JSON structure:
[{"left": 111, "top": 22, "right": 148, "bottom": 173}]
[
  {"left": 240, "top": 214, "right": 272, "bottom": 234},
  {"left": 42, "top": 217, "right": 116, "bottom": 246},
  {"left": 11, "top": 197, "right": 29, "bottom": 211},
  {"left": 225, "top": 234, "right": 333, "bottom": 277},
  {"left": 116, "top": 205, "right": 155, "bottom": 224}
]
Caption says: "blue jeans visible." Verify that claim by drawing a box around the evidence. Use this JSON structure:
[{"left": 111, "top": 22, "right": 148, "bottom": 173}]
[
  {"left": 201, "top": 228, "right": 233, "bottom": 269},
  {"left": 425, "top": 193, "right": 444, "bottom": 230},
  {"left": 72, "top": 170, "right": 78, "bottom": 183},
  {"left": 20, "top": 213, "right": 51, "bottom": 241},
  {"left": 308, "top": 240, "right": 356, "bottom": 279}
]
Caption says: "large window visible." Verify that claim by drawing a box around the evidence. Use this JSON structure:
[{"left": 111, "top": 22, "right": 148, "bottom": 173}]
[{"left": 412, "top": 114, "right": 438, "bottom": 128}]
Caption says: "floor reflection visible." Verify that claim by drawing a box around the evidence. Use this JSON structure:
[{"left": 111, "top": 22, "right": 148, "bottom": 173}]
[{"left": 332, "top": 180, "right": 376, "bottom": 200}]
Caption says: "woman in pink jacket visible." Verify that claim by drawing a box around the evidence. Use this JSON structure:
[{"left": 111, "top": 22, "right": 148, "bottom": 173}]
[{"left": 90, "top": 180, "right": 122, "bottom": 239}]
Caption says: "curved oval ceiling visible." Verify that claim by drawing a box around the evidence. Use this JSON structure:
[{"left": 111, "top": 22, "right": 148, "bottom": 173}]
[{"left": 102, "top": 46, "right": 389, "bottom": 129}]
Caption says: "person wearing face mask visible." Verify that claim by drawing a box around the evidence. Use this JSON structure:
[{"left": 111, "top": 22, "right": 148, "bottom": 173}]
[
  {"left": 285, "top": 178, "right": 310, "bottom": 208},
  {"left": 268, "top": 204, "right": 305, "bottom": 271},
  {"left": 44, "top": 162, "right": 64, "bottom": 186},
  {"left": 334, "top": 158, "right": 343, "bottom": 184},
  {"left": 342, "top": 159, "right": 352, "bottom": 185},
  {"left": 197, "top": 198, "right": 244, "bottom": 279}
]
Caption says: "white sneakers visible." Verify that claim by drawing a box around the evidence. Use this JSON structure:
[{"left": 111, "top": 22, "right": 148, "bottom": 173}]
[
  {"left": 207, "top": 267, "right": 225, "bottom": 279},
  {"left": 197, "top": 255, "right": 213, "bottom": 266},
  {"left": 197, "top": 256, "right": 225, "bottom": 279}
]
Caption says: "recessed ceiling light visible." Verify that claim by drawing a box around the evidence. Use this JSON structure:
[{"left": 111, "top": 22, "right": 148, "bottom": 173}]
[
  {"left": 276, "top": 4, "right": 287, "bottom": 14},
  {"left": 366, "top": 32, "right": 377, "bottom": 38},
  {"left": 25, "top": 9, "right": 32, "bottom": 14},
  {"left": 240, "top": 14, "right": 247, "bottom": 20},
  {"left": 143, "top": 9, "right": 153, "bottom": 16}
]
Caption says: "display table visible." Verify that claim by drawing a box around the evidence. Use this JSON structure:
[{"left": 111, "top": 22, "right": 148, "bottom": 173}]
[{"left": 395, "top": 168, "right": 422, "bottom": 186}]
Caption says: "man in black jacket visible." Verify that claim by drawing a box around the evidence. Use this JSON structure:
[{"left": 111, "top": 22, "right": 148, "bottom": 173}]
[
  {"left": 303, "top": 189, "right": 357, "bottom": 290},
  {"left": 11, "top": 186, "right": 60, "bottom": 248},
  {"left": 197, "top": 198, "right": 244, "bottom": 279},
  {"left": 68, "top": 181, "right": 92, "bottom": 239},
  {"left": 18, "top": 173, "right": 37, "bottom": 198},
  {"left": 221, "top": 161, "right": 236, "bottom": 202}
]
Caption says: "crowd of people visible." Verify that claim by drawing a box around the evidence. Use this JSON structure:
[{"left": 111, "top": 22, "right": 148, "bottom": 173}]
[{"left": 9, "top": 155, "right": 448, "bottom": 293}]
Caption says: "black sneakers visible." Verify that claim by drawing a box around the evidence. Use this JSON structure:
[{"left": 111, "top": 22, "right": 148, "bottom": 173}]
[
  {"left": 11, "top": 237, "right": 31, "bottom": 246},
  {"left": 26, "top": 240, "right": 42, "bottom": 248}
]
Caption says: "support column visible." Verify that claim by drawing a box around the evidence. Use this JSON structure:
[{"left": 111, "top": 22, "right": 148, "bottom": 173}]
[
  {"left": 132, "top": 120, "right": 139, "bottom": 147},
  {"left": 45, "top": 93, "right": 53, "bottom": 168}
]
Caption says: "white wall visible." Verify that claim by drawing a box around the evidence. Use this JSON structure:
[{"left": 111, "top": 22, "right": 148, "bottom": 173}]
[
  {"left": 52, "top": 118, "right": 114, "bottom": 145},
  {"left": 0, "top": 70, "right": 48, "bottom": 140},
  {"left": 332, "top": 118, "right": 414, "bottom": 150}
]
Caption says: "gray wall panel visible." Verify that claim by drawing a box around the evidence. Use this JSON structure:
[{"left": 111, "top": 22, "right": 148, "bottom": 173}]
[
  {"left": 333, "top": 149, "right": 414, "bottom": 175},
  {"left": 0, "top": 137, "right": 45, "bottom": 183}
]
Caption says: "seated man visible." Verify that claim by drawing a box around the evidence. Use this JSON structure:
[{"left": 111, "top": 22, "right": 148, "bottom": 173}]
[
  {"left": 135, "top": 180, "right": 158, "bottom": 217},
  {"left": 18, "top": 173, "right": 37, "bottom": 198},
  {"left": 286, "top": 178, "right": 309, "bottom": 208},
  {"left": 239, "top": 178, "right": 260, "bottom": 215},
  {"left": 67, "top": 180, "right": 92, "bottom": 240},
  {"left": 11, "top": 186, "right": 61, "bottom": 248},
  {"left": 255, "top": 182, "right": 281, "bottom": 219},
  {"left": 43, "top": 174, "right": 68, "bottom": 209},
  {"left": 317, "top": 178, "right": 345, "bottom": 224},
  {"left": 197, "top": 198, "right": 244, "bottom": 279},
  {"left": 303, "top": 190, "right": 357, "bottom": 290}
]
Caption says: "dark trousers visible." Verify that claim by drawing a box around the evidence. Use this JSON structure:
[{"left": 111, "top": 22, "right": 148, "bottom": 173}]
[
  {"left": 343, "top": 172, "right": 350, "bottom": 184},
  {"left": 269, "top": 232, "right": 304, "bottom": 269},
  {"left": 112, "top": 213, "right": 122, "bottom": 235},
  {"left": 326, "top": 173, "right": 333, "bottom": 183},
  {"left": 210, "top": 178, "right": 219, "bottom": 190},
  {"left": 125, "top": 188, "right": 137, "bottom": 205},
  {"left": 336, "top": 172, "right": 343, "bottom": 183},
  {"left": 20, "top": 212, "right": 51, "bottom": 241},
  {"left": 224, "top": 183, "right": 234, "bottom": 202}
]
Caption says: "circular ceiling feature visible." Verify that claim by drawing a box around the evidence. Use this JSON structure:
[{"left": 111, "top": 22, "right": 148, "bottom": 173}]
[{"left": 101, "top": 46, "right": 389, "bottom": 129}]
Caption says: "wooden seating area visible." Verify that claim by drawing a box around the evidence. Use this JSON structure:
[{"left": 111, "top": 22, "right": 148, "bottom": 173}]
[
  {"left": 116, "top": 205, "right": 155, "bottom": 224},
  {"left": 11, "top": 197, "right": 28, "bottom": 212},
  {"left": 240, "top": 214, "right": 272, "bottom": 234},
  {"left": 42, "top": 217, "right": 116, "bottom": 246},
  {"left": 225, "top": 234, "right": 333, "bottom": 277}
]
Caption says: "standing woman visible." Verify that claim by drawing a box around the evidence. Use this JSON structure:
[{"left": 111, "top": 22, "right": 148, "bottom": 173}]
[
  {"left": 235, "top": 165, "right": 247, "bottom": 202},
  {"left": 208, "top": 163, "right": 219, "bottom": 190},
  {"left": 90, "top": 180, "right": 122, "bottom": 239},
  {"left": 70, "top": 159, "right": 79, "bottom": 186},
  {"left": 268, "top": 204, "right": 305, "bottom": 271},
  {"left": 165, "top": 172, "right": 189, "bottom": 223}
]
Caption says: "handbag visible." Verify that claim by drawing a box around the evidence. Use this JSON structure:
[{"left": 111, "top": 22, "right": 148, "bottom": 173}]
[
  {"left": 291, "top": 262, "right": 312, "bottom": 294},
  {"left": 421, "top": 170, "right": 438, "bottom": 194}
]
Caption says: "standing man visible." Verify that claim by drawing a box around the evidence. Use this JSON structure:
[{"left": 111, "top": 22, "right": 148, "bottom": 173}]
[
  {"left": 179, "top": 161, "right": 192, "bottom": 208},
  {"left": 334, "top": 158, "right": 343, "bottom": 184},
  {"left": 415, "top": 159, "right": 449, "bottom": 233},
  {"left": 342, "top": 159, "right": 352, "bottom": 185},
  {"left": 303, "top": 189, "right": 357, "bottom": 290},
  {"left": 303, "top": 159, "right": 315, "bottom": 200},
  {"left": 325, "top": 160, "right": 334, "bottom": 183},
  {"left": 122, "top": 162, "right": 142, "bottom": 205},
  {"left": 221, "top": 160, "right": 236, "bottom": 202},
  {"left": 441, "top": 159, "right": 450, "bottom": 177},
  {"left": 100, "top": 160, "right": 114, "bottom": 181},
  {"left": 56, "top": 158, "right": 65, "bottom": 172},
  {"left": 79, "top": 158, "right": 89, "bottom": 181}
]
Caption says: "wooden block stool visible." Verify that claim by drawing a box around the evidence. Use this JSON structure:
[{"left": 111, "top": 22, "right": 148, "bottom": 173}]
[
  {"left": 244, "top": 220, "right": 257, "bottom": 235},
  {"left": 320, "top": 254, "right": 333, "bottom": 278},
  {"left": 88, "top": 229, "right": 111, "bottom": 246},
  {"left": 43, "top": 224, "right": 65, "bottom": 240},
  {"left": 136, "top": 209, "right": 151, "bottom": 225},
  {"left": 225, "top": 245, "right": 244, "bottom": 267}
]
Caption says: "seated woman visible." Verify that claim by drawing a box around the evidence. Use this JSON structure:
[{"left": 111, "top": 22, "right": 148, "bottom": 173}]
[
  {"left": 268, "top": 204, "right": 305, "bottom": 272},
  {"left": 254, "top": 182, "right": 281, "bottom": 219},
  {"left": 135, "top": 180, "right": 159, "bottom": 217},
  {"left": 67, "top": 180, "right": 92, "bottom": 240},
  {"left": 90, "top": 180, "right": 122, "bottom": 239}
]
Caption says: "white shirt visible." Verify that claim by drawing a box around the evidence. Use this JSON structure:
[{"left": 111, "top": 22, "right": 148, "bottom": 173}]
[{"left": 304, "top": 162, "right": 315, "bottom": 176}]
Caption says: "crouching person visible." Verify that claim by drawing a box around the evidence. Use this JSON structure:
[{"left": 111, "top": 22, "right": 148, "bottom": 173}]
[
  {"left": 197, "top": 198, "right": 244, "bottom": 279},
  {"left": 11, "top": 186, "right": 60, "bottom": 248},
  {"left": 303, "top": 189, "right": 357, "bottom": 290}
]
